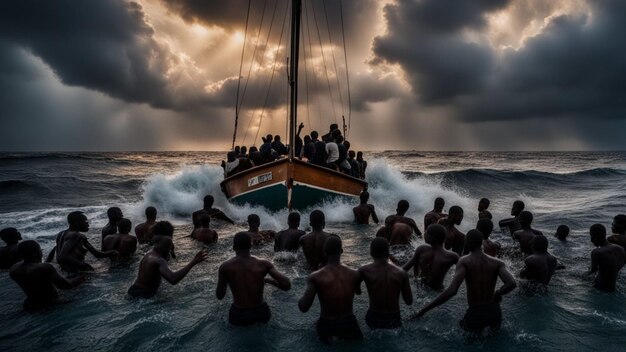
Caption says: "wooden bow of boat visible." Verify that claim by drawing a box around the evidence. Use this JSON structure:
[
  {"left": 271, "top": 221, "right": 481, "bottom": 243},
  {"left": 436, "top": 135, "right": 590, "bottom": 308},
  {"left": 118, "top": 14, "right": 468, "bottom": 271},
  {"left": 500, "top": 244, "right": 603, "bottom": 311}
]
[{"left": 220, "top": 158, "right": 367, "bottom": 211}]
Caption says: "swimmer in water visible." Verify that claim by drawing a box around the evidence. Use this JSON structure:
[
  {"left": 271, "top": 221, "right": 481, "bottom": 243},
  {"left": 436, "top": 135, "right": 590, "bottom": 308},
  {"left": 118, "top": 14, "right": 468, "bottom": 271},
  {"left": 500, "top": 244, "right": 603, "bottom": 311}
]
[
  {"left": 191, "top": 214, "right": 218, "bottom": 245},
  {"left": 10, "top": 240, "right": 84, "bottom": 311},
  {"left": 48, "top": 211, "right": 117, "bottom": 272},
  {"left": 555, "top": 224, "right": 570, "bottom": 242},
  {"left": 588, "top": 224, "right": 625, "bottom": 292},
  {"left": 0, "top": 227, "right": 22, "bottom": 270},
  {"left": 477, "top": 219, "right": 500, "bottom": 257},
  {"left": 438, "top": 206, "right": 465, "bottom": 255},
  {"left": 607, "top": 214, "right": 626, "bottom": 251},
  {"left": 424, "top": 197, "right": 447, "bottom": 230},
  {"left": 414, "top": 230, "right": 517, "bottom": 335},
  {"left": 380, "top": 200, "right": 422, "bottom": 241},
  {"left": 299, "top": 236, "right": 363, "bottom": 343},
  {"left": 128, "top": 222, "right": 208, "bottom": 298},
  {"left": 216, "top": 232, "right": 291, "bottom": 326},
  {"left": 512, "top": 211, "right": 544, "bottom": 256},
  {"left": 389, "top": 223, "right": 415, "bottom": 246},
  {"left": 247, "top": 214, "right": 276, "bottom": 245},
  {"left": 274, "top": 212, "right": 306, "bottom": 252},
  {"left": 520, "top": 235, "right": 557, "bottom": 285},
  {"left": 478, "top": 198, "right": 493, "bottom": 220},
  {"left": 358, "top": 238, "right": 412, "bottom": 329},
  {"left": 353, "top": 191, "right": 379, "bottom": 225},
  {"left": 135, "top": 206, "right": 157, "bottom": 244},
  {"left": 102, "top": 218, "right": 137, "bottom": 258},
  {"left": 300, "top": 210, "right": 333, "bottom": 270},
  {"left": 403, "top": 224, "right": 459, "bottom": 290},
  {"left": 498, "top": 200, "right": 525, "bottom": 235},
  {"left": 191, "top": 195, "right": 235, "bottom": 231},
  {"left": 101, "top": 207, "right": 123, "bottom": 250}
]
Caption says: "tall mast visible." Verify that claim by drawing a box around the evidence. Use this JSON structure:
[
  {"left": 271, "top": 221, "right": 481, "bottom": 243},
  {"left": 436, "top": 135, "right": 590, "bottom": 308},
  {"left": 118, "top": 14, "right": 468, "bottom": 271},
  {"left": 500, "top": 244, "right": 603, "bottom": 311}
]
[{"left": 288, "top": 0, "right": 302, "bottom": 161}]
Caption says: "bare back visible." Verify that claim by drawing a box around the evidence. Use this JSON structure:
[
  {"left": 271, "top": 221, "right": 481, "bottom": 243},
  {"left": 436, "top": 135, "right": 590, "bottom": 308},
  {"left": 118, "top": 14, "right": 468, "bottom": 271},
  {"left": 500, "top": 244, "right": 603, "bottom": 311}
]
[
  {"left": 460, "top": 253, "right": 505, "bottom": 306},
  {"left": 10, "top": 263, "right": 60, "bottom": 303},
  {"left": 218, "top": 256, "right": 273, "bottom": 308},
  {"left": 405, "top": 245, "right": 459, "bottom": 290},
  {"left": 522, "top": 253, "right": 557, "bottom": 285},
  {"left": 275, "top": 229, "right": 305, "bottom": 252},
  {"left": 300, "top": 230, "right": 331, "bottom": 270},
  {"left": 311, "top": 264, "right": 360, "bottom": 319},
  {"left": 192, "top": 228, "right": 218, "bottom": 244},
  {"left": 353, "top": 204, "right": 377, "bottom": 225},
  {"left": 133, "top": 251, "right": 166, "bottom": 293},
  {"left": 359, "top": 262, "right": 410, "bottom": 313},
  {"left": 103, "top": 234, "right": 137, "bottom": 257},
  {"left": 390, "top": 223, "right": 413, "bottom": 245}
]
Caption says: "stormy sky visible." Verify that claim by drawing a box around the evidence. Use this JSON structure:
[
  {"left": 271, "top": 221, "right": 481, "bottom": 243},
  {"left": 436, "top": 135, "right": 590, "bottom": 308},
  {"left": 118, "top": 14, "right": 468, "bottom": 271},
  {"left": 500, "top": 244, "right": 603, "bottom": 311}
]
[{"left": 1, "top": 0, "right": 625, "bottom": 151}]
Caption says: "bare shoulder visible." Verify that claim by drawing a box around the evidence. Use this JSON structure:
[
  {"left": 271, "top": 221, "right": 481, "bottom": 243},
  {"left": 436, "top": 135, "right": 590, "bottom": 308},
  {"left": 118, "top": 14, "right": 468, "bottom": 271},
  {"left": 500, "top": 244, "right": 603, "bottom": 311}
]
[{"left": 446, "top": 250, "right": 460, "bottom": 261}]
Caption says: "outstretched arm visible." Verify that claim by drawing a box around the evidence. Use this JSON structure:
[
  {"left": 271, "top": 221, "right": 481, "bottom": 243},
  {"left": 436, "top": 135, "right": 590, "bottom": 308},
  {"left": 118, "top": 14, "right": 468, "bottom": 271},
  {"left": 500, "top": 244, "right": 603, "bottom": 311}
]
[
  {"left": 83, "top": 238, "right": 116, "bottom": 259},
  {"left": 159, "top": 250, "right": 207, "bottom": 285},
  {"left": 298, "top": 276, "right": 317, "bottom": 312},
  {"left": 402, "top": 248, "right": 420, "bottom": 273},
  {"left": 414, "top": 262, "right": 465, "bottom": 318},
  {"left": 215, "top": 210, "right": 235, "bottom": 225},
  {"left": 264, "top": 262, "right": 291, "bottom": 291}
]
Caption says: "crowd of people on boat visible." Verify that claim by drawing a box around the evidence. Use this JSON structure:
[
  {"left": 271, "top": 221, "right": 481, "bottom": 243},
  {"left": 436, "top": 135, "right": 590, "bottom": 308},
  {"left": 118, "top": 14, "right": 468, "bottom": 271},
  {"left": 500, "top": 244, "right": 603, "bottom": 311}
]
[
  {"left": 222, "top": 123, "right": 367, "bottom": 179},
  {"left": 1, "top": 194, "right": 625, "bottom": 344}
]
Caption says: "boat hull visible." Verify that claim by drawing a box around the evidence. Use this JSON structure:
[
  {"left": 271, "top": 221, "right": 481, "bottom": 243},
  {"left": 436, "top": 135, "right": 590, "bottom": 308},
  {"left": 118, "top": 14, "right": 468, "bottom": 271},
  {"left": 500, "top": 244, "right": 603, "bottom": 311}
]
[{"left": 220, "top": 159, "right": 367, "bottom": 211}]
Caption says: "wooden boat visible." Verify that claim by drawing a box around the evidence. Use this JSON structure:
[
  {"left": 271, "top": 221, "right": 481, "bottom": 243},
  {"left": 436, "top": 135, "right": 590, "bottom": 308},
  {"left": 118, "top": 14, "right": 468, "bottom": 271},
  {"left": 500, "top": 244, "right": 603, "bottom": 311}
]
[{"left": 220, "top": 0, "right": 367, "bottom": 210}]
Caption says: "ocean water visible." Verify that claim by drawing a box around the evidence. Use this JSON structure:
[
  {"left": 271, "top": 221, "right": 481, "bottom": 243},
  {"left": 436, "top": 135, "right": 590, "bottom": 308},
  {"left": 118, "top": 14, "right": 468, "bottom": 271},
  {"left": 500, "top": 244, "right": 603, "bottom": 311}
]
[{"left": 1, "top": 151, "right": 625, "bottom": 351}]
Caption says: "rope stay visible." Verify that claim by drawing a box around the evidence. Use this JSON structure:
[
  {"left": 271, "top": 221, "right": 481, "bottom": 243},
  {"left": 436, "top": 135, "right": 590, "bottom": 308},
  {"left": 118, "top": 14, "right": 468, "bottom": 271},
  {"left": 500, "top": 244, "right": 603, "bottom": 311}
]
[
  {"left": 303, "top": 0, "right": 322, "bottom": 129},
  {"left": 300, "top": 16, "right": 311, "bottom": 130},
  {"left": 322, "top": 0, "right": 345, "bottom": 119},
  {"left": 310, "top": 0, "right": 338, "bottom": 126},
  {"left": 340, "top": 0, "right": 352, "bottom": 137},
  {"left": 232, "top": 0, "right": 252, "bottom": 150}
]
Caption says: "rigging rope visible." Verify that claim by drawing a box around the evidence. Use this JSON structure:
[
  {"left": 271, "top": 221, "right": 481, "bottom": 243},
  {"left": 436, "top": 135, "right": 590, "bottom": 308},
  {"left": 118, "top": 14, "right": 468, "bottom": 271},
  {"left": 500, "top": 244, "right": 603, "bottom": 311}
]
[
  {"left": 340, "top": 0, "right": 352, "bottom": 137},
  {"left": 232, "top": 0, "right": 252, "bottom": 150},
  {"left": 311, "top": 0, "right": 338, "bottom": 126},
  {"left": 322, "top": 0, "right": 345, "bottom": 118},
  {"left": 304, "top": 0, "right": 322, "bottom": 128},
  {"left": 301, "top": 17, "right": 311, "bottom": 130},
  {"left": 237, "top": 0, "right": 268, "bottom": 116}
]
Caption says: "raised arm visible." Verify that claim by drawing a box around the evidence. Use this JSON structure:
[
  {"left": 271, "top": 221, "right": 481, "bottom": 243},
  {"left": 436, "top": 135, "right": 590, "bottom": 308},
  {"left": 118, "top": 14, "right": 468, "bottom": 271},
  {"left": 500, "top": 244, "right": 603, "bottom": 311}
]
[
  {"left": 414, "top": 262, "right": 466, "bottom": 318},
  {"left": 494, "top": 262, "right": 517, "bottom": 301},
  {"left": 216, "top": 264, "right": 228, "bottom": 300},
  {"left": 298, "top": 276, "right": 317, "bottom": 313},
  {"left": 264, "top": 262, "right": 291, "bottom": 291},
  {"left": 159, "top": 250, "right": 207, "bottom": 285}
]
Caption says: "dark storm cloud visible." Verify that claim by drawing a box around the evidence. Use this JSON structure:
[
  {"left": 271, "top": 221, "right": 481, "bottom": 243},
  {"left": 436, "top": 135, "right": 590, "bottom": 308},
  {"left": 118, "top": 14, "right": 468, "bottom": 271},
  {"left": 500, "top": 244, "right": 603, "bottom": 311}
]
[
  {"left": 0, "top": 0, "right": 210, "bottom": 110},
  {"left": 373, "top": 0, "right": 626, "bottom": 122}
]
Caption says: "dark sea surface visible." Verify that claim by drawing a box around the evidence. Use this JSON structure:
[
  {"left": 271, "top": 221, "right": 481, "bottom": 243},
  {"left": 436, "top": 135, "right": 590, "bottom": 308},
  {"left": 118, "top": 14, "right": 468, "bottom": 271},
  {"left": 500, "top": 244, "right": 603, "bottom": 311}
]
[{"left": 1, "top": 151, "right": 626, "bottom": 351}]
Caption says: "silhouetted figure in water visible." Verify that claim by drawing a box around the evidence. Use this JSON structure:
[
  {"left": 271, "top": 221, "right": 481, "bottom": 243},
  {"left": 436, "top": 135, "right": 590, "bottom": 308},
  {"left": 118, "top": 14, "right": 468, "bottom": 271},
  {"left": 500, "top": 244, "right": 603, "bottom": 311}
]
[
  {"left": 520, "top": 235, "right": 557, "bottom": 286},
  {"left": 353, "top": 191, "right": 379, "bottom": 225},
  {"left": 103, "top": 218, "right": 137, "bottom": 258},
  {"left": 128, "top": 222, "right": 207, "bottom": 298},
  {"left": 555, "top": 225, "right": 570, "bottom": 242},
  {"left": 438, "top": 205, "right": 465, "bottom": 255},
  {"left": 274, "top": 212, "right": 306, "bottom": 252},
  {"left": 512, "top": 211, "right": 544, "bottom": 256},
  {"left": 414, "top": 230, "right": 517, "bottom": 334},
  {"left": 192, "top": 195, "right": 235, "bottom": 229},
  {"left": 403, "top": 224, "right": 459, "bottom": 290},
  {"left": 299, "top": 236, "right": 363, "bottom": 344},
  {"left": 499, "top": 200, "right": 525, "bottom": 235},
  {"left": 48, "top": 211, "right": 117, "bottom": 272},
  {"left": 135, "top": 206, "right": 157, "bottom": 244},
  {"left": 588, "top": 224, "right": 625, "bottom": 292},
  {"left": 217, "top": 232, "right": 291, "bottom": 326},
  {"left": 191, "top": 214, "right": 218, "bottom": 245},
  {"left": 247, "top": 214, "right": 276, "bottom": 245},
  {"left": 608, "top": 214, "right": 626, "bottom": 252},
  {"left": 478, "top": 198, "right": 493, "bottom": 220},
  {"left": 300, "top": 210, "right": 333, "bottom": 270},
  {"left": 0, "top": 227, "right": 22, "bottom": 269},
  {"left": 10, "top": 240, "right": 84, "bottom": 311},
  {"left": 424, "top": 197, "right": 446, "bottom": 230},
  {"left": 358, "top": 238, "right": 412, "bottom": 329},
  {"left": 101, "top": 207, "right": 123, "bottom": 250},
  {"left": 477, "top": 219, "right": 500, "bottom": 257},
  {"left": 380, "top": 200, "right": 422, "bottom": 241}
]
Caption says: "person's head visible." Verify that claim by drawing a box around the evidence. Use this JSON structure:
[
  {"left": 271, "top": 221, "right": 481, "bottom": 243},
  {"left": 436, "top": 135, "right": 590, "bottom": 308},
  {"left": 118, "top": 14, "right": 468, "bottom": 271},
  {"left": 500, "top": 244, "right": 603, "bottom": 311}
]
[
  {"left": 311, "top": 131, "right": 319, "bottom": 140},
  {"left": 324, "top": 235, "right": 342, "bottom": 257},
  {"left": 304, "top": 135, "right": 312, "bottom": 144},
  {"left": 274, "top": 135, "right": 281, "bottom": 142},
  {"left": 532, "top": 235, "right": 548, "bottom": 253},
  {"left": 478, "top": 198, "right": 490, "bottom": 211},
  {"left": 233, "top": 231, "right": 252, "bottom": 252},
  {"left": 240, "top": 146, "right": 247, "bottom": 155},
  {"left": 434, "top": 197, "right": 445, "bottom": 211},
  {"left": 152, "top": 221, "right": 174, "bottom": 238},
  {"left": 329, "top": 123, "right": 338, "bottom": 132},
  {"left": 118, "top": 218, "right": 132, "bottom": 234},
  {"left": 448, "top": 206, "right": 464, "bottom": 225},
  {"left": 511, "top": 200, "right": 525, "bottom": 216},
  {"left": 200, "top": 214, "right": 211, "bottom": 227},
  {"left": 348, "top": 150, "right": 356, "bottom": 159},
  {"left": 396, "top": 200, "right": 410, "bottom": 215},
  {"left": 359, "top": 191, "right": 370, "bottom": 203},
  {"left": 0, "top": 228, "right": 22, "bottom": 245},
  {"left": 107, "top": 207, "right": 123, "bottom": 223},
  {"left": 153, "top": 235, "right": 173, "bottom": 258},
  {"left": 287, "top": 212, "right": 300, "bottom": 228},
  {"left": 17, "top": 240, "right": 42, "bottom": 263},
  {"left": 331, "top": 129, "right": 342, "bottom": 140},
  {"left": 249, "top": 146, "right": 258, "bottom": 153},
  {"left": 234, "top": 146, "right": 240, "bottom": 154},
  {"left": 336, "top": 135, "right": 344, "bottom": 144},
  {"left": 265, "top": 134, "right": 273, "bottom": 143},
  {"left": 247, "top": 214, "right": 260, "bottom": 230},
  {"left": 590, "top": 224, "right": 607, "bottom": 246},
  {"left": 67, "top": 211, "right": 89, "bottom": 232},
  {"left": 519, "top": 211, "right": 533, "bottom": 228},
  {"left": 465, "top": 229, "right": 484, "bottom": 252},
  {"left": 476, "top": 219, "right": 494, "bottom": 239},
  {"left": 310, "top": 210, "right": 325, "bottom": 230},
  {"left": 425, "top": 224, "right": 446, "bottom": 246},
  {"left": 356, "top": 151, "right": 363, "bottom": 160},
  {"left": 370, "top": 237, "right": 389, "bottom": 259},
  {"left": 145, "top": 206, "right": 157, "bottom": 221},
  {"left": 343, "top": 140, "right": 351, "bottom": 150},
  {"left": 611, "top": 214, "right": 626, "bottom": 235},
  {"left": 555, "top": 225, "right": 570, "bottom": 241},
  {"left": 203, "top": 195, "right": 215, "bottom": 208},
  {"left": 227, "top": 151, "right": 237, "bottom": 162}
]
